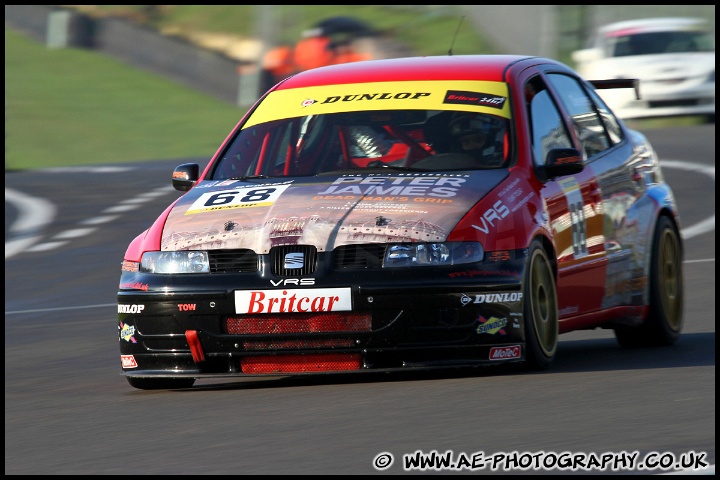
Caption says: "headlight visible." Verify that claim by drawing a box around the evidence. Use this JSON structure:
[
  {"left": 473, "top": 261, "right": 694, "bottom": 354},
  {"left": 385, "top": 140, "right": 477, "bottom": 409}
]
[
  {"left": 140, "top": 251, "right": 209, "bottom": 274},
  {"left": 383, "top": 242, "right": 483, "bottom": 268}
]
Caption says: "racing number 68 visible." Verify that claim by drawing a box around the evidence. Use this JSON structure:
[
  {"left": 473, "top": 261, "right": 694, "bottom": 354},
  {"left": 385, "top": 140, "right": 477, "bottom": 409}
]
[
  {"left": 205, "top": 188, "right": 276, "bottom": 206},
  {"left": 186, "top": 185, "right": 292, "bottom": 214}
]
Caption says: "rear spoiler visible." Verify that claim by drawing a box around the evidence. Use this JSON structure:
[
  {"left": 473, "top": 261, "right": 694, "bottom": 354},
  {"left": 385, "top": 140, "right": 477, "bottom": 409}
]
[{"left": 588, "top": 79, "right": 640, "bottom": 100}]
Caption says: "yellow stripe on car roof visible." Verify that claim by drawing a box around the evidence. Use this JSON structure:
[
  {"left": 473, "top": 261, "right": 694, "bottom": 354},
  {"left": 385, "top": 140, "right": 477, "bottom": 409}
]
[{"left": 243, "top": 80, "right": 510, "bottom": 128}]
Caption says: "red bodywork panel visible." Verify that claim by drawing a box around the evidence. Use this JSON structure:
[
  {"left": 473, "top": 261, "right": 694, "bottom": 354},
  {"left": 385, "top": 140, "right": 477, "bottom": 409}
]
[{"left": 279, "top": 55, "right": 514, "bottom": 88}]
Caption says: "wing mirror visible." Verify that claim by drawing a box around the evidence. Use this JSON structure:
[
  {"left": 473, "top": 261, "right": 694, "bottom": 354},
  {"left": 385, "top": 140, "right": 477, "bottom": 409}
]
[
  {"left": 172, "top": 163, "right": 199, "bottom": 191},
  {"left": 543, "top": 148, "right": 584, "bottom": 180}
]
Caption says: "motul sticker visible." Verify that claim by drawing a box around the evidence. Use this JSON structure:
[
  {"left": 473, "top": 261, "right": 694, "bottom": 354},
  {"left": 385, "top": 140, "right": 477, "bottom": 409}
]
[
  {"left": 121, "top": 355, "right": 138, "bottom": 368},
  {"left": 489, "top": 345, "right": 521, "bottom": 360},
  {"left": 235, "top": 288, "right": 352, "bottom": 314}
]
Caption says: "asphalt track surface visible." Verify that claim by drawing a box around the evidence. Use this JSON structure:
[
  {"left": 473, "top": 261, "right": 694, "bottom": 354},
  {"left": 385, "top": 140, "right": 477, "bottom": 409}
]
[{"left": 5, "top": 125, "right": 715, "bottom": 474}]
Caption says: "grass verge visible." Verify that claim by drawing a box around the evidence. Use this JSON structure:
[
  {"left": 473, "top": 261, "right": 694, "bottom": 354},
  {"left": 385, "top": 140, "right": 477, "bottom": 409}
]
[{"left": 5, "top": 28, "right": 245, "bottom": 171}]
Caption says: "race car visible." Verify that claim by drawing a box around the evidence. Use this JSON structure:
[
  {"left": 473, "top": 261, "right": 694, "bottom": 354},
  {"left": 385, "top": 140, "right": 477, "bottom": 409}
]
[
  {"left": 571, "top": 17, "right": 715, "bottom": 121},
  {"left": 118, "top": 54, "right": 684, "bottom": 389}
]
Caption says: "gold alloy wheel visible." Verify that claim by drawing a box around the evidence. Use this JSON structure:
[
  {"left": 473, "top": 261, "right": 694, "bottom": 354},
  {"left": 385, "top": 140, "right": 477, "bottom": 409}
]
[
  {"left": 657, "top": 227, "right": 683, "bottom": 332},
  {"left": 529, "top": 247, "right": 558, "bottom": 358}
]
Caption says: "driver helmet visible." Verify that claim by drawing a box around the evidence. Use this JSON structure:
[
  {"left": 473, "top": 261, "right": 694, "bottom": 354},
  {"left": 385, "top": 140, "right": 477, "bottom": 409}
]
[{"left": 449, "top": 113, "right": 502, "bottom": 141}]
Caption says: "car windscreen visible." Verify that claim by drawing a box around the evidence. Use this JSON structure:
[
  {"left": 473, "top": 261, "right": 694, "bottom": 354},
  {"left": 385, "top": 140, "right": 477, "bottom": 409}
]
[
  {"left": 210, "top": 109, "right": 511, "bottom": 179},
  {"left": 606, "top": 29, "right": 715, "bottom": 57},
  {"left": 210, "top": 79, "right": 512, "bottom": 179}
]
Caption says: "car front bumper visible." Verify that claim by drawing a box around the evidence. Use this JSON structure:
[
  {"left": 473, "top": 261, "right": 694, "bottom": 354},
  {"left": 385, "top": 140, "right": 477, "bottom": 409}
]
[{"left": 118, "top": 251, "right": 530, "bottom": 377}]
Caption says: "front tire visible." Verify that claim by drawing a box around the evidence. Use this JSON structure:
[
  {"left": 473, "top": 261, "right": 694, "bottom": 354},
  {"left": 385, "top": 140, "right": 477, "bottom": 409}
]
[
  {"left": 614, "top": 215, "right": 683, "bottom": 347},
  {"left": 126, "top": 377, "right": 196, "bottom": 390},
  {"left": 523, "top": 240, "right": 558, "bottom": 370}
]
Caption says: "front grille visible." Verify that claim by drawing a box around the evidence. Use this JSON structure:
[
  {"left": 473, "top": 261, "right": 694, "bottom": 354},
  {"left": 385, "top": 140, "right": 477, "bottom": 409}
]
[
  {"left": 208, "top": 249, "right": 258, "bottom": 273},
  {"left": 270, "top": 245, "right": 317, "bottom": 276},
  {"left": 243, "top": 338, "right": 354, "bottom": 349},
  {"left": 225, "top": 312, "right": 372, "bottom": 335},
  {"left": 204, "top": 244, "right": 390, "bottom": 273},
  {"left": 225, "top": 312, "right": 372, "bottom": 350},
  {"left": 334, "top": 243, "right": 386, "bottom": 269},
  {"left": 240, "top": 353, "right": 362, "bottom": 373}
]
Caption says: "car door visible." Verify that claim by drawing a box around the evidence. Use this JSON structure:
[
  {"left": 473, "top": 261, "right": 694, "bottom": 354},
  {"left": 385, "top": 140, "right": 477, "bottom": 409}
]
[
  {"left": 573, "top": 78, "right": 654, "bottom": 312},
  {"left": 525, "top": 72, "right": 608, "bottom": 319}
]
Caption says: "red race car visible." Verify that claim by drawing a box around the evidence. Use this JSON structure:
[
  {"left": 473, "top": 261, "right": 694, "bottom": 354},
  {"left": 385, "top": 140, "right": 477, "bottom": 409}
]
[{"left": 118, "top": 55, "right": 683, "bottom": 389}]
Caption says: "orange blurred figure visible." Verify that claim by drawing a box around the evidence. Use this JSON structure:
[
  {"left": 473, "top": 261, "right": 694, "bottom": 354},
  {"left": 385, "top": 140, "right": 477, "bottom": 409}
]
[
  {"left": 330, "top": 40, "right": 371, "bottom": 65},
  {"left": 262, "top": 44, "right": 295, "bottom": 78},
  {"left": 293, "top": 28, "right": 335, "bottom": 71}
]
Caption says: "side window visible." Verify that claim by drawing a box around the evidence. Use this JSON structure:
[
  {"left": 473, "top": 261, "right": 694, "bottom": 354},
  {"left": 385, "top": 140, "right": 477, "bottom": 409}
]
[
  {"left": 546, "top": 73, "right": 611, "bottom": 158},
  {"left": 587, "top": 88, "right": 623, "bottom": 145},
  {"left": 525, "top": 76, "right": 573, "bottom": 167}
]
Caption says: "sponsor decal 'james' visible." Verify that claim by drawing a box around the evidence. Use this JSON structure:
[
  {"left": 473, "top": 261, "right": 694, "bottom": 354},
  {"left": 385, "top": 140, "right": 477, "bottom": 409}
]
[{"left": 316, "top": 175, "right": 466, "bottom": 198}]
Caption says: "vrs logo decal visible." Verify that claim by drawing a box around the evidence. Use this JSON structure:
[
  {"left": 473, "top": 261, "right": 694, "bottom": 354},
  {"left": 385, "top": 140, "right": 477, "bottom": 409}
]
[{"left": 471, "top": 200, "right": 509, "bottom": 234}]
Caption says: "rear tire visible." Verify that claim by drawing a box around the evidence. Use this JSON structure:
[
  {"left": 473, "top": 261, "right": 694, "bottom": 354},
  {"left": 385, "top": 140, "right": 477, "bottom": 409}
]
[
  {"left": 523, "top": 240, "right": 558, "bottom": 370},
  {"left": 126, "top": 377, "right": 196, "bottom": 390},
  {"left": 614, "top": 216, "right": 683, "bottom": 347}
]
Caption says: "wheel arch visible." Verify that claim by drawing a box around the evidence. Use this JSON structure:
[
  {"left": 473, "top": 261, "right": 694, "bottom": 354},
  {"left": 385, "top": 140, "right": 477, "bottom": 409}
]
[
  {"left": 535, "top": 232, "right": 558, "bottom": 280},
  {"left": 658, "top": 207, "right": 684, "bottom": 257},
  {"left": 642, "top": 207, "right": 684, "bottom": 302}
]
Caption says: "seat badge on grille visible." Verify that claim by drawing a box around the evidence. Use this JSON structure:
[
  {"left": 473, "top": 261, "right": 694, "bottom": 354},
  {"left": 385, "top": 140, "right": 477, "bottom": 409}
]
[{"left": 284, "top": 252, "right": 304, "bottom": 269}]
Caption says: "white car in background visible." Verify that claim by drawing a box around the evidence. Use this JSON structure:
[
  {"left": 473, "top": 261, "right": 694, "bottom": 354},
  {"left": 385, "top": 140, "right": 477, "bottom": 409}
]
[{"left": 572, "top": 17, "right": 715, "bottom": 121}]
